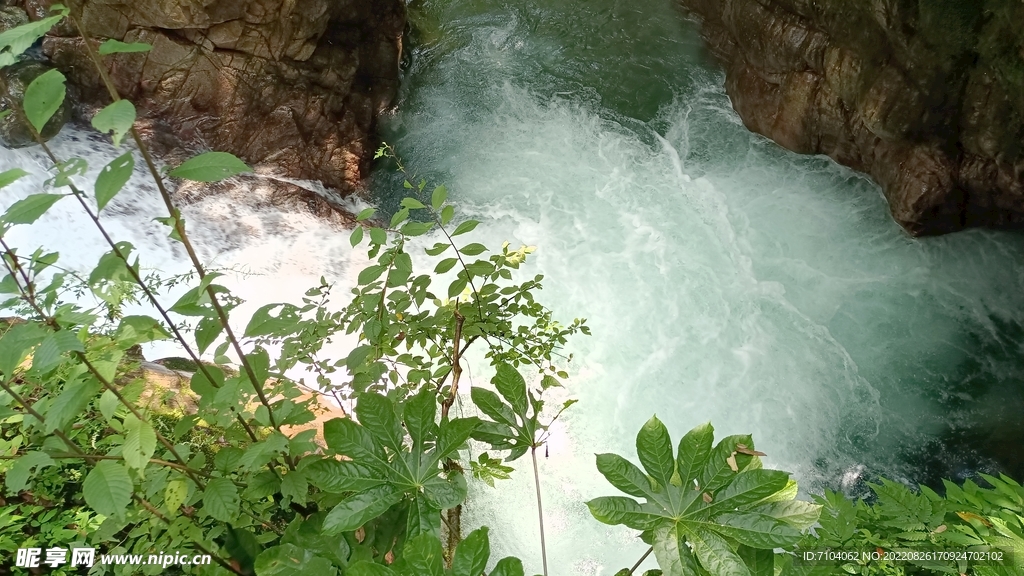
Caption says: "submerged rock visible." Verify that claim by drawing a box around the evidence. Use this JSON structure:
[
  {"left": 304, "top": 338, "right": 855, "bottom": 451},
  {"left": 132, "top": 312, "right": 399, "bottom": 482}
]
[
  {"left": 678, "top": 0, "right": 1024, "bottom": 236},
  {"left": 34, "top": 0, "right": 405, "bottom": 195},
  {"left": 0, "top": 61, "right": 72, "bottom": 148}
]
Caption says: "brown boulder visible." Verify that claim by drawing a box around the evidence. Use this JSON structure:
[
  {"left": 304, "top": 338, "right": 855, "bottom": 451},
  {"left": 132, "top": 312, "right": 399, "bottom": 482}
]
[
  {"left": 679, "top": 0, "right": 1024, "bottom": 235},
  {"left": 30, "top": 0, "right": 405, "bottom": 196}
]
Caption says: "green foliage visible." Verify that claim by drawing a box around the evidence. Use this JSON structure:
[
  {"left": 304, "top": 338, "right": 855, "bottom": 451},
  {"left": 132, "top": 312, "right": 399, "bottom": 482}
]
[
  {"left": 92, "top": 100, "right": 136, "bottom": 147},
  {"left": 168, "top": 151, "right": 253, "bottom": 182},
  {"left": 23, "top": 68, "right": 65, "bottom": 133},
  {"left": 590, "top": 418, "right": 819, "bottom": 576}
]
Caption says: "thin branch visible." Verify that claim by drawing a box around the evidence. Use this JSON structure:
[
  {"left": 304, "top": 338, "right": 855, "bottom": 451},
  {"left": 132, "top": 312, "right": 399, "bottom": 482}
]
[
  {"left": 531, "top": 446, "right": 550, "bottom": 576},
  {"left": 440, "top": 305, "right": 464, "bottom": 420},
  {"left": 629, "top": 547, "right": 654, "bottom": 575},
  {"left": 65, "top": 8, "right": 283, "bottom": 436}
]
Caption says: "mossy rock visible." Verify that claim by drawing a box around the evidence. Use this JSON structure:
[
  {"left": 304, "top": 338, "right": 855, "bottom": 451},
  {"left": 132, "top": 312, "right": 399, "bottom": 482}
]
[
  {"left": 0, "top": 61, "right": 72, "bottom": 149},
  {"left": 154, "top": 356, "right": 202, "bottom": 372},
  {"left": 0, "top": 6, "right": 28, "bottom": 34}
]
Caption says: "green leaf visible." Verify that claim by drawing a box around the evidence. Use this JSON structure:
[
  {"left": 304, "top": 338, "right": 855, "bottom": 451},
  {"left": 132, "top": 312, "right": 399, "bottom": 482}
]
[
  {"left": 492, "top": 363, "right": 528, "bottom": 417},
  {"left": 356, "top": 208, "right": 376, "bottom": 221},
  {"left": 0, "top": 14, "right": 67, "bottom": 65},
  {"left": 431, "top": 185, "right": 447, "bottom": 210},
  {"left": 490, "top": 557, "right": 525, "bottom": 576},
  {"left": 243, "top": 471, "right": 280, "bottom": 500},
  {"left": 195, "top": 315, "right": 222, "bottom": 354},
  {"left": 402, "top": 221, "right": 433, "bottom": 236},
  {"left": 354, "top": 392, "right": 405, "bottom": 453},
  {"left": 451, "top": 220, "right": 479, "bottom": 236},
  {"left": 164, "top": 477, "right": 188, "bottom": 512},
  {"left": 91, "top": 100, "right": 136, "bottom": 147},
  {"left": 0, "top": 322, "right": 45, "bottom": 378},
  {"left": 637, "top": 416, "right": 676, "bottom": 487},
  {"left": 434, "top": 258, "right": 458, "bottom": 274},
  {"left": 595, "top": 453, "right": 657, "bottom": 500},
  {"left": 587, "top": 496, "right": 662, "bottom": 530},
  {"left": 350, "top": 226, "right": 364, "bottom": 246},
  {"left": 23, "top": 68, "right": 65, "bottom": 133},
  {"left": 4, "top": 451, "right": 54, "bottom": 494},
  {"left": 438, "top": 417, "right": 480, "bottom": 458},
  {"left": 422, "top": 474, "right": 467, "bottom": 510},
  {"left": 280, "top": 470, "right": 308, "bottom": 505},
  {"left": 448, "top": 277, "right": 468, "bottom": 298},
  {"left": 700, "top": 434, "right": 751, "bottom": 492},
  {"left": 677, "top": 422, "right": 714, "bottom": 486},
  {"left": 322, "top": 485, "right": 403, "bottom": 535},
  {"left": 99, "top": 389, "right": 119, "bottom": 422},
  {"left": 31, "top": 330, "right": 83, "bottom": 373},
  {"left": 347, "top": 562, "right": 398, "bottom": 576},
  {"left": 401, "top": 197, "right": 426, "bottom": 209},
  {"left": 737, "top": 545, "right": 774, "bottom": 576},
  {"left": 702, "top": 512, "right": 801, "bottom": 548},
  {"left": 459, "top": 243, "right": 487, "bottom": 256},
  {"left": 244, "top": 303, "right": 300, "bottom": 338},
  {"left": 2, "top": 194, "right": 65, "bottom": 226},
  {"left": 470, "top": 387, "right": 519, "bottom": 429},
  {"left": 407, "top": 495, "right": 442, "bottom": 539},
  {"left": 652, "top": 524, "right": 702, "bottom": 576},
  {"left": 689, "top": 529, "right": 751, "bottom": 576},
  {"left": 169, "top": 151, "right": 252, "bottom": 182},
  {"left": 400, "top": 533, "right": 445, "bottom": 576},
  {"left": 254, "top": 544, "right": 336, "bottom": 576},
  {"left": 452, "top": 527, "right": 490, "bottom": 576},
  {"left": 750, "top": 500, "right": 821, "bottom": 530},
  {"left": 98, "top": 39, "right": 153, "bottom": 54},
  {"left": 323, "top": 418, "right": 386, "bottom": 469},
  {"left": 403, "top": 387, "right": 437, "bottom": 450},
  {"left": 45, "top": 375, "right": 102, "bottom": 432},
  {"left": 123, "top": 414, "right": 157, "bottom": 472},
  {"left": 369, "top": 227, "right": 387, "bottom": 245},
  {"left": 116, "top": 315, "right": 171, "bottom": 345},
  {"left": 0, "top": 168, "right": 29, "bottom": 190},
  {"left": 304, "top": 459, "right": 385, "bottom": 493},
  {"left": 203, "top": 477, "right": 240, "bottom": 522},
  {"left": 358, "top": 265, "right": 386, "bottom": 285},
  {"left": 700, "top": 469, "right": 790, "bottom": 516},
  {"left": 83, "top": 461, "right": 133, "bottom": 518}
]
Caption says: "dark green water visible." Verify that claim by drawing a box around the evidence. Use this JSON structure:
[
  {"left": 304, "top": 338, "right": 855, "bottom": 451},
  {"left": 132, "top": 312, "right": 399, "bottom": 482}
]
[{"left": 371, "top": 0, "right": 1024, "bottom": 571}]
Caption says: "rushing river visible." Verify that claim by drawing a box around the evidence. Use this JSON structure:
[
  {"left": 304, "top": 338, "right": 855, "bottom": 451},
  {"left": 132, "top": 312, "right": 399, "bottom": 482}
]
[
  {"left": 2, "top": 0, "right": 1024, "bottom": 573},
  {"left": 371, "top": 0, "right": 1024, "bottom": 571}
]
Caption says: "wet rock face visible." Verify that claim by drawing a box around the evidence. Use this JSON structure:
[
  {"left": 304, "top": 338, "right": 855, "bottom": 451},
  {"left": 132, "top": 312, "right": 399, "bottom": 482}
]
[
  {"left": 31, "top": 0, "right": 405, "bottom": 195},
  {"left": 0, "top": 61, "right": 73, "bottom": 148},
  {"left": 680, "top": 0, "right": 1024, "bottom": 235}
]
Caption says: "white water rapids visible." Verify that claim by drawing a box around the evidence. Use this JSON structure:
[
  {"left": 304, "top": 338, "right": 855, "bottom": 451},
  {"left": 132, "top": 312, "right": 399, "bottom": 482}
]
[{"left": 4, "top": 0, "right": 1024, "bottom": 573}]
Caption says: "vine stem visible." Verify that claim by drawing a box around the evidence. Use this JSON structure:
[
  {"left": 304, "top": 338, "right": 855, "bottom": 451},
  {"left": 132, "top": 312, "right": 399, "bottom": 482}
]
[{"left": 531, "top": 446, "right": 549, "bottom": 576}]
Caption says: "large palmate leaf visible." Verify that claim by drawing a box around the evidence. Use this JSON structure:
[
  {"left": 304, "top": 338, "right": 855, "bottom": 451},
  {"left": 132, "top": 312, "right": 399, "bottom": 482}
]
[
  {"left": 317, "top": 393, "right": 479, "bottom": 539},
  {"left": 588, "top": 417, "right": 821, "bottom": 576}
]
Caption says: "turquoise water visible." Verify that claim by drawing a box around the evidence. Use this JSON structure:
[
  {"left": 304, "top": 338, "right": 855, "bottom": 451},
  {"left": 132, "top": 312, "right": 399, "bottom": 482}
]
[{"left": 371, "top": 0, "right": 1024, "bottom": 571}]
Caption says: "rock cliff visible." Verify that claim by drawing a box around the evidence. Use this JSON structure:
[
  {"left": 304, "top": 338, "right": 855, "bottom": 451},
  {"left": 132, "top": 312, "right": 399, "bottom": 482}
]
[
  {"left": 679, "top": 0, "right": 1024, "bottom": 235},
  {"left": 25, "top": 0, "right": 405, "bottom": 196}
]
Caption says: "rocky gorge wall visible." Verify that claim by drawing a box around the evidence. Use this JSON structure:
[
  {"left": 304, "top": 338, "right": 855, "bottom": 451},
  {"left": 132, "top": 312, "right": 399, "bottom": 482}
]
[
  {"left": 678, "top": 0, "right": 1024, "bottom": 236},
  {"left": 14, "top": 0, "right": 405, "bottom": 197}
]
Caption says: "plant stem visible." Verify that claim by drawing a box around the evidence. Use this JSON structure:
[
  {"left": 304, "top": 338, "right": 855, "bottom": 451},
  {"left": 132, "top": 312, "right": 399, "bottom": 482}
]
[
  {"left": 531, "top": 446, "right": 549, "bottom": 576},
  {"left": 629, "top": 547, "right": 653, "bottom": 574}
]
